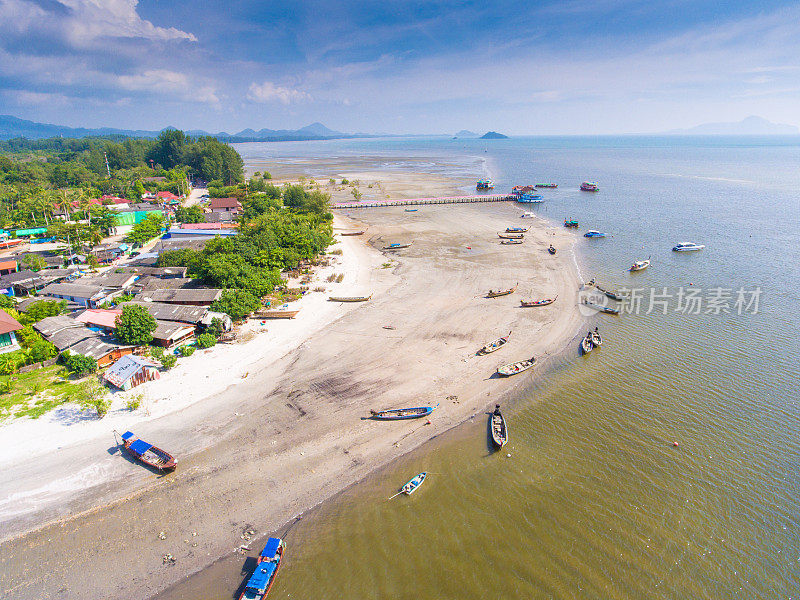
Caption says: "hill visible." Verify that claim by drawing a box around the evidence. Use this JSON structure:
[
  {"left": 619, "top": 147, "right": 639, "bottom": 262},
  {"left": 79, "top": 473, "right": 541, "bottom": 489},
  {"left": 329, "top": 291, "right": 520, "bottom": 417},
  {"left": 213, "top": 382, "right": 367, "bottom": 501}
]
[
  {"left": 480, "top": 131, "right": 509, "bottom": 139},
  {"left": 664, "top": 116, "right": 798, "bottom": 135}
]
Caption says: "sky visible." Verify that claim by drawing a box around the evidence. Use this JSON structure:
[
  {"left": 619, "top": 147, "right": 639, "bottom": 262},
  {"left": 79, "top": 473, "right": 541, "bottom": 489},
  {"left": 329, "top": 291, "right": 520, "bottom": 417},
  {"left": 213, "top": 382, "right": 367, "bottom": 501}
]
[{"left": 1, "top": 0, "right": 800, "bottom": 135}]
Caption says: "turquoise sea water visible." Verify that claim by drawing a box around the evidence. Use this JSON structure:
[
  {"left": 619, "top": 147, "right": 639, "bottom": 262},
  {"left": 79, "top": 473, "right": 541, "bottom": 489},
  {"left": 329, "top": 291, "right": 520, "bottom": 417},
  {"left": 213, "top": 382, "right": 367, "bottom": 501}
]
[{"left": 168, "top": 136, "right": 800, "bottom": 599}]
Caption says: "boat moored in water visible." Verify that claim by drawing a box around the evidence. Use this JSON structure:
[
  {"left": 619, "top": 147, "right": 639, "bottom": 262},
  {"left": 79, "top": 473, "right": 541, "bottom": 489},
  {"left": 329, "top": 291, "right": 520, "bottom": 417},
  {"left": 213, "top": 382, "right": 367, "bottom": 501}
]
[
  {"left": 564, "top": 219, "right": 579, "bottom": 228},
  {"left": 238, "top": 538, "right": 285, "bottom": 600},
  {"left": 391, "top": 472, "right": 427, "bottom": 498},
  {"left": 630, "top": 258, "right": 651, "bottom": 271},
  {"left": 370, "top": 405, "right": 439, "bottom": 420},
  {"left": 584, "top": 230, "right": 607, "bottom": 238},
  {"left": 672, "top": 242, "right": 705, "bottom": 252},
  {"left": 497, "top": 356, "right": 536, "bottom": 376},
  {"left": 580, "top": 181, "right": 599, "bottom": 191},
  {"left": 477, "top": 179, "right": 494, "bottom": 190},
  {"left": 517, "top": 192, "right": 544, "bottom": 203},
  {"left": 490, "top": 405, "right": 508, "bottom": 448},
  {"left": 582, "top": 299, "right": 620, "bottom": 315},
  {"left": 119, "top": 431, "right": 176, "bottom": 471},
  {"left": 535, "top": 183, "right": 558, "bottom": 188}
]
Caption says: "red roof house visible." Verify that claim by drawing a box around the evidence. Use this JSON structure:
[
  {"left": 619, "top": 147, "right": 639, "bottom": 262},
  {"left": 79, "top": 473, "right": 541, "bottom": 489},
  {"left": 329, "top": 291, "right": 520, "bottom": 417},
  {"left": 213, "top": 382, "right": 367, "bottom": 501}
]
[
  {"left": 74, "top": 308, "right": 123, "bottom": 332},
  {"left": 210, "top": 197, "right": 242, "bottom": 214},
  {"left": 0, "top": 309, "right": 23, "bottom": 353}
]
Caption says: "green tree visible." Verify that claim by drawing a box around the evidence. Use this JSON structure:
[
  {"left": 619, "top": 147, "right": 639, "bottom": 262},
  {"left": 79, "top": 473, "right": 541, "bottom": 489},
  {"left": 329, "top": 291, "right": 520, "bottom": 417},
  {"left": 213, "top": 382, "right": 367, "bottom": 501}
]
[
  {"left": 65, "top": 352, "right": 98, "bottom": 376},
  {"left": 175, "top": 205, "right": 204, "bottom": 223},
  {"left": 23, "top": 299, "right": 66, "bottom": 323},
  {"left": 0, "top": 295, "right": 15, "bottom": 309},
  {"left": 160, "top": 354, "right": 177, "bottom": 369},
  {"left": 148, "top": 129, "right": 187, "bottom": 169},
  {"left": 115, "top": 305, "right": 157, "bottom": 345},
  {"left": 79, "top": 379, "right": 110, "bottom": 417},
  {"left": 195, "top": 333, "right": 216, "bottom": 349},
  {"left": 19, "top": 253, "right": 47, "bottom": 271},
  {"left": 126, "top": 213, "right": 164, "bottom": 245},
  {"left": 210, "top": 289, "right": 261, "bottom": 321}
]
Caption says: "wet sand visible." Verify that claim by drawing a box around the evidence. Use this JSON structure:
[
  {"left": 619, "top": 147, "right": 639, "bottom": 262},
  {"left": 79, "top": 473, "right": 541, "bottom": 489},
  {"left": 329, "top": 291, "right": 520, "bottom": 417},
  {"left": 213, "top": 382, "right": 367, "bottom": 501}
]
[{"left": 0, "top": 173, "right": 583, "bottom": 600}]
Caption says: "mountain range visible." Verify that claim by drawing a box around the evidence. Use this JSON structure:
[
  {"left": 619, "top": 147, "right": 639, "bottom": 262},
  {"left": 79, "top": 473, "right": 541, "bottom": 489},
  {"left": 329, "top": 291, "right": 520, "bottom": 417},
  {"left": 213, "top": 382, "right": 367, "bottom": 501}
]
[{"left": 663, "top": 116, "right": 798, "bottom": 135}]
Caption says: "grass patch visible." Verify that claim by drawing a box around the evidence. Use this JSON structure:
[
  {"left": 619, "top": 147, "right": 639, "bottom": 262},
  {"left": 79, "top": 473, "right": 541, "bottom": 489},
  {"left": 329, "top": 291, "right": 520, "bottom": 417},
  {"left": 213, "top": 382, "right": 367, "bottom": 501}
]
[{"left": 0, "top": 365, "right": 90, "bottom": 421}]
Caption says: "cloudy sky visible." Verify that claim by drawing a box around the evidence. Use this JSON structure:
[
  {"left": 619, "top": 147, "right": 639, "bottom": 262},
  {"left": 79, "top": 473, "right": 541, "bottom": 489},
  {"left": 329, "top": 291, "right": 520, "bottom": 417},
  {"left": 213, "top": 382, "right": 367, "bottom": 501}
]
[{"left": 2, "top": 0, "right": 800, "bottom": 134}]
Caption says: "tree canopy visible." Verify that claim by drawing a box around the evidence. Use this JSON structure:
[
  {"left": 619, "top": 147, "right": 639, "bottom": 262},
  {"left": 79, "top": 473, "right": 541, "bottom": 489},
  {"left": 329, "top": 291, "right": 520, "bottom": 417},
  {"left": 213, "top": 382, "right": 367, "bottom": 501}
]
[{"left": 115, "top": 305, "right": 157, "bottom": 345}]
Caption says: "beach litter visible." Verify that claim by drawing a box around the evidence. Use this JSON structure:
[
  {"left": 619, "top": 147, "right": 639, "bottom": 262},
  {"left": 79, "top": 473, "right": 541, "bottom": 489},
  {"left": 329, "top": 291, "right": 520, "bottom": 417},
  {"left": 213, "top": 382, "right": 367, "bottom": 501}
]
[
  {"left": 162, "top": 554, "right": 176, "bottom": 565},
  {"left": 158, "top": 531, "right": 167, "bottom": 540}
]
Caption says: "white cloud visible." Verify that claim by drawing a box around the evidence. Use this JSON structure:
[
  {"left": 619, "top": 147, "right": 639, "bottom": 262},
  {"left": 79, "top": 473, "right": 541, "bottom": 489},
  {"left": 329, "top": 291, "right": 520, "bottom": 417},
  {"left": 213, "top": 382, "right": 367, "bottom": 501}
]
[{"left": 246, "top": 81, "right": 310, "bottom": 104}]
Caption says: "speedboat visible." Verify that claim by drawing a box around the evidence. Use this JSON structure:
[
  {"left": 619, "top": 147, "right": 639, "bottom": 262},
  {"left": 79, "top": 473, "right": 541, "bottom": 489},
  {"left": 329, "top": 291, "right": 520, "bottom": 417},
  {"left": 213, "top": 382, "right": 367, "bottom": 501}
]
[
  {"left": 630, "top": 258, "right": 651, "bottom": 271},
  {"left": 584, "top": 230, "right": 607, "bottom": 238},
  {"left": 580, "top": 181, "right": 599, "bottom": 191},
  {"left": 672, "top": 242, "right": 705, "bottom": 252},
  {"left": 477, "top": 179, "right": 494, "bottom": 190}
]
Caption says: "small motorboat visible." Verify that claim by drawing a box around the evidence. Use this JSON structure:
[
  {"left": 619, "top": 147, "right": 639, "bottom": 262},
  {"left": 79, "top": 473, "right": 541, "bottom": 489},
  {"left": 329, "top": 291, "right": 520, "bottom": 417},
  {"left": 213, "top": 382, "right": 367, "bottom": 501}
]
[
  {"left": 506, "top": 226, "right": 529, "bottom": 233},
  {"left": 486, "top": 284, "right": 518, "bottom": 298},
  {"left": 404, "top": 208, "right": 418, "bottom": 212},
  {"left": 584, "top": 230, "right": 607, "bottom": 238},
  {"left": 477, "top": 179, "right": 494, "bottom": 190},
  {"left": 548, "top": 245, "right": 556, "bottom": 255},
  {"left": 564, "top": 219, "right": 579, "bottom": 228},
  {"left": 580, "top": 331, "right": 595, "bottom": 354},
  {"left": 501, "top": 239, "right": 523, "bottom": 245},
  {"left": 497, "top": 356, "right": 536, "bottom": 376},
  {"left": 490, "top": 405, "right": 508, "bottom": 448},
  {"left": 339, "top": 230, "right": 365, "bottom": 236},
  {"left": 370, "top": 405, "right": 438, "bottom": 420},
  {"left": 582, "top": 299, "right": 620, "bottom": 315},
  {"left": 580, "top": 181, "right": 599, "bottom": 191},
  {"left": 630, "top": 258, "right": 651, "bottom": 271},
  {"left": 119, "top": 431, "right": 177, "bottom": 471},
  {"left": 478, "top": 332, "right": 511, "bottom": 354},
  {"left": 520, "top": 296, "right": 557, "bottom": 307},
  {"left": 498, "top": 232, "right": 524, "bottom": 239},
  {"left": 328, "top": 294, "right": 372, "bottom": 302},
  {"left": 591, "top": 328, "right": 602, "bottom": 347},
  {"left": 672, "top": 242, "right": 705, "bottom": 252},
  {"left": 390, "top": 472, "right": 427, "bottom": 498},
  {"left": 238, "top": 538, "right": 285, "bottom": 600},
  {"left": 383, "top": 242, "right": 412, "bottom": 250},
  {"left": 535, "top": 183, "right": 558, "bottom": 188},
  {"left": 520, "top": 212, "right": 535, "bottom": 218},
  {"left": 596, "top": 285, "right": 626, "bottom": 301}
]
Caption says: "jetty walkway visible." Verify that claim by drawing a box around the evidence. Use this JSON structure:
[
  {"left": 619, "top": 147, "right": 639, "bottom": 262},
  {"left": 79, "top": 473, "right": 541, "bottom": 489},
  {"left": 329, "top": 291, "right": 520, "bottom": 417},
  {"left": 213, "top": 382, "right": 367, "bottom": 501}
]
[{"left": 332, "top": 194, "right": 515, "bottom": 209}]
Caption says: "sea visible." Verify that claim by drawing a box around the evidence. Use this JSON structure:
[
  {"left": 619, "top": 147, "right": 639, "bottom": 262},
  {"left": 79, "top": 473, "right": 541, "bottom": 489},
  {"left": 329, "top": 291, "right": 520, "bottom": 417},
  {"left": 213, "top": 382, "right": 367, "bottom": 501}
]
[{"left": 163, "top": 135, "right": 800, "bottom": 599}]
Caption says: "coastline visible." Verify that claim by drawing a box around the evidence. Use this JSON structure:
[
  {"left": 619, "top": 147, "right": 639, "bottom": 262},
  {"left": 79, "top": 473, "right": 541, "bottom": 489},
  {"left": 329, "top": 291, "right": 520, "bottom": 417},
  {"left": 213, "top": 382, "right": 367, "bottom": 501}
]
[{"left": 0, "top": 168, "right": 586, "bottom": 600}]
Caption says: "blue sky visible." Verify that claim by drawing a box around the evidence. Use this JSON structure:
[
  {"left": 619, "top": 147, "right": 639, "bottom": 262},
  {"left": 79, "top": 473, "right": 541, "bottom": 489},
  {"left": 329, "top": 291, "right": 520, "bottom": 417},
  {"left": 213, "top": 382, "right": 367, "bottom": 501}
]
[{"left": 1, "top": 0, "right": 800, "bottom": 134}]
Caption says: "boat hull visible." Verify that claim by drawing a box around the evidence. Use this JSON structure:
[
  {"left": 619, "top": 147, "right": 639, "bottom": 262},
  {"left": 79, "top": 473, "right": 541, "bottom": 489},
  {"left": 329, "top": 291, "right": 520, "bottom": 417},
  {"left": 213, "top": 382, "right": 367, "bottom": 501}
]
[
  {"left": 328, "top": 295, "right": 372, "bottom": 302},
  {"left": 121, "top": 437, "right": 177, "bottom": 471},
  {"left": 402, "top": 472, "right": 427, "bottom": 494},
  {"left": 497, "top": 357, "right": 536, "bottom": 376},
  {"left": 490, "top": 412, "right": 508, "bottom": 448},
  {"left": 478, "top": 335, "right": 510, "bottom": 354},
  {"left": 486, "top": 284, "right": 518, "bottom": 298},
  {"left": 257, "top": 310, "right": 299, "bottom": 319},
  {"left": 371, "top": 406, "right": 436, "bottom": 420},
  {"left": 520, "top": 296, "right": 556, "bottom": 307}
]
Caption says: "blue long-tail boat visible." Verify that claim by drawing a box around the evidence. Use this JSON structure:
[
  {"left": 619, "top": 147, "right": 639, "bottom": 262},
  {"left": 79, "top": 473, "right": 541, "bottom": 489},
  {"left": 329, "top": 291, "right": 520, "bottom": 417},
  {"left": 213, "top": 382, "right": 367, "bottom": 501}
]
[
  {"left": 369, "top": 404, "right": 439, "bottom": 420},
  {"left": 238, "top": 538, "right": 285, "bottom": 600}
]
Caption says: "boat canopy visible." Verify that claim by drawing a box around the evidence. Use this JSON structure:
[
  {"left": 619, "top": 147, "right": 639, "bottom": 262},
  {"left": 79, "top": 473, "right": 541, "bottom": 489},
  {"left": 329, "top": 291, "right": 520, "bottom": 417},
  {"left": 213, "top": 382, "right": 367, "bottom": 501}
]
[
  {"left": 246, "top": 562, "right": 278, "bottom": 592},
  {"left": 129, "top": 439, "right": 153, "bottom": 455},
  {"left": 260, "top": 538, "right": 282, "bottom": 559},
  {"left": 121, "top": 431, "right": 135, "bottom": 441}
]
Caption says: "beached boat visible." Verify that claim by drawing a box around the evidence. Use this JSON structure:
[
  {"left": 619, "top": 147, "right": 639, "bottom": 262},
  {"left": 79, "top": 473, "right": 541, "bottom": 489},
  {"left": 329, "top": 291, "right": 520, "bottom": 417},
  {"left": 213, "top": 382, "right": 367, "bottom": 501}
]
[
  {"left": 520, "top": 295, "right": 557, "bottom": 307},
  {"left": 370, "top": 404, "right": 438, "bottom": 420},
  {"left": 506, "top": 226, "right": 529, "bottom": 233},
  {"left": 501, "top": 239, "right": 523, "bottom": 245},
  {"left": 520, "top": 212, "right": 535, "bottom": 218},
  {"left": 490, "top": 405, "right": 508, "bottom": 448},
  {"left": 630, "top": 258, "right": 651, "bottom": 271},
  {"left": 238, "top": 538, "right": 285, "bottom": 600},
  {"left": 486, "top": 283, "right": 518, "bottom": 298},
  {"left": 0, "top": 238, "right": 23, "bottom": 250},
  {"left": 404, "top": 208, "right": 418, "bottom": 212},
  {"left": 535, "top": 183, "right": 558, "bottom": 188},
  {"left": 596, "top": 285, "right": 626, "bottom": 301},
  {"left": 328, "top": 294, "right": 372, "bottom": 302},
  {"left": 580, "top": 181, "right": 599, "bottom": 191},
  {"left": 548, "top": 245, "right": 556, "bottom": 255},
  {"left": 339, "top": 230, "right": 365, "bottom": 236},
  {"left": 478, "top": 332, "right": 511, "bottom": 355},
  {"left": 580, "top": 331, "right": 595, "bottom": 354},
  {"left": 497, "top": 356, "right": 536, "bottom": 376},
  {"left": 119, "top": 431, "right": 176, "bottom": 471},
  {"left": 498, "top": 232, "right": 524, "bottom": 239},
  {"left": 584, "top": 230, "right": 607, "bottom": 238},
  {"left": 383, "top": 242, "right": 412, "bottom": 250},
  {"left": 476, "top": 179, "right": 494, "bottom": 190},
  {"left": 582, "top": 299, "right": 620, "bottom": 315},
  {"left": 672, "top": 242, "right": 705, "bottom": 252},
  {"left": 257, "top": 310, "right": 299, "bottom": 319},
  {"left": 564, "top": 219, "right": 579, "bottom": 228}
]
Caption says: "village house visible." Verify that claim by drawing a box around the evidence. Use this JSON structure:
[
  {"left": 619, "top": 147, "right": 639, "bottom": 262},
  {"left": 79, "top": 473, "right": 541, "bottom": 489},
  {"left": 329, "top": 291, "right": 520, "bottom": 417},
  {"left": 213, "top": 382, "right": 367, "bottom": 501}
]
[
  {"left": 210, "top": 197, "right": 242, "bottom": 215},
  {"left": 33, "top": 315, "right": 134, "bottom": 366},
  {"left": 103, "top": 355, "right": 160, "bottom": 390},
  {"left": 38, "top": 282, "right": 116, "bottom": 308},
  {"left": 136, "top": 288, "right": 222, "bottom": 306},
  {"left": 0, "top": 259, "right": 17, "bottom": 276},
  {"left": 0, "top": 309, "right": 23, "bottom": 354}
]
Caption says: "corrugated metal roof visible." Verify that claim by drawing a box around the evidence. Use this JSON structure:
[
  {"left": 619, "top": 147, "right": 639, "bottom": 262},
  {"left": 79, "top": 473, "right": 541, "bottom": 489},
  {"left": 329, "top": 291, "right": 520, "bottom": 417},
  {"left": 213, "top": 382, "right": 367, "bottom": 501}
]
[
  {"left": 137, "top": 288, "right": 221, "bottom": 304},
  {"left": 39, "top": 282, "right": 107, "bottom": 300},
  {"left": 121, "top": 301, "right": 205, "bottom": 324},
  {"left": 104, "top": 355, "right": 159, "bottom": 387}
]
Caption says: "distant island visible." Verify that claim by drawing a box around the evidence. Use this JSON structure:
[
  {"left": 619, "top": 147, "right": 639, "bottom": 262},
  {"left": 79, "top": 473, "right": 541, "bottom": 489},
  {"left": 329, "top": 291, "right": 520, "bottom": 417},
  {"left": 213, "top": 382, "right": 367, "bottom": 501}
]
[
  {"left": 664, "top": 116, "right": 798, "bottom": 136},
  {"left": 454, "top": 130, "right": 479, "bottom": 138},
  {"left": 480, "top": 131, "right": 509, "bottom": 139}
]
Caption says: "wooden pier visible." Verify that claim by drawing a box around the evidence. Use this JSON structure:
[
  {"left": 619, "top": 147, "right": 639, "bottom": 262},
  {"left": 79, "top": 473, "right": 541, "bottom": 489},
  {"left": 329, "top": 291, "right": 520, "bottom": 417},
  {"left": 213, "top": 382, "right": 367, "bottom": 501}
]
[{"left": 331, "top": 194, "right": 515, "bottom": 209}]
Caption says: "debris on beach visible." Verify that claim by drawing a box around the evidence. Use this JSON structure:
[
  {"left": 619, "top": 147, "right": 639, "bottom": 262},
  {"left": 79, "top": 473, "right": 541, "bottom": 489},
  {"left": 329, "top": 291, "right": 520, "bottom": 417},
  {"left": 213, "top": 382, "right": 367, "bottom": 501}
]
[
  {"left": 236, "top": 545, "right": 250, "bottom": 554},
  {"left": 158, "top": 531, "right": 167, "bottom": 540},
  {"left": 162, "top": 553, "right": 176, "bottom": 565},
  {"left": 447, "top": 395, "right": 459, "bottom": 403}
]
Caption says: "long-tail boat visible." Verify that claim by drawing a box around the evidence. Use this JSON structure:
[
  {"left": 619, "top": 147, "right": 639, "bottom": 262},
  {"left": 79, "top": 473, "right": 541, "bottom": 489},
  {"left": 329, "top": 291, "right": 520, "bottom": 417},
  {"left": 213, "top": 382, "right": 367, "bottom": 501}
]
[
  {"left": 564, "top": 219, "right": 579, "bottom": 228},
  {"left": 535, "top": 183, "right": 558, "bottom": 188},
  {"left": 478, "top": 332, "right": 511, "bottom": 354},
  {"left": 370, "top": 404, "right": 438, "bottom": 420},
  {"left": 497, "top": 356, "right": 536, "bottom": 376},
  {"left": 486, "top": 283, "right": 518, "bottom": 298},
  {"left": 339, "top": 230, "right": 365, "bottom": 236},
  {"left": 328, "top": 294, "right": 372, "bottom": 302},
  {"left": 596, "top": 285, "right": 626, "bottom": 301},
  {"left": 581, "top": 331, "right": 595, "bottom": 354},
  {"left": 582, "top": 299, "right": 620, "bottom": 315},
  {"left": 383, "top": 242, "right": 412, "bottom": 250},
  {"left": 238, "top": 538, "right": 285, "bottom": 600},
  {"left": 389, "top": 472, "right": 427, "bottom": 499},
  {"left": 501, "top": 239, "right": 523, "bottom": 245},
  {"left": 119, "top": 431, "right": 176, "bottom": 471},
  {"left": 520, "top": 296, "right": 557, "bottom": 307},
  {"left": 548, "top": 245, "right": 556, "bottom": 255},
  {"left": 256, "top": 310, "right": 299, "bottom": 319},
  {"left": 498, "top": 232, "right": 524, "bottom": 239},
  {"left": 506, "top": 226, "right": 529, "bottom": 233},
  {"left": 490, "top": 405, "right": 508, "bottom": 448}
]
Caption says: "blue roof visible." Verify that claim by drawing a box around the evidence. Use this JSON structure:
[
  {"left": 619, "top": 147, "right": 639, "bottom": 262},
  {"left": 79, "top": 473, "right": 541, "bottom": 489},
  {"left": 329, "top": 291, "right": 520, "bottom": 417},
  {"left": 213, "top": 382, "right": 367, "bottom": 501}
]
[
  {"left": 129, "top": 439, "right": 153, "bottom": 455},
  {"left": 121, "top": 431, "right": 134, "bottom": 441},
  {"left": 246, "top": 561, "right": 277, "bottom": 592},
  {"left": 260, "top": 538, "right": 281, "bottom": 558}
]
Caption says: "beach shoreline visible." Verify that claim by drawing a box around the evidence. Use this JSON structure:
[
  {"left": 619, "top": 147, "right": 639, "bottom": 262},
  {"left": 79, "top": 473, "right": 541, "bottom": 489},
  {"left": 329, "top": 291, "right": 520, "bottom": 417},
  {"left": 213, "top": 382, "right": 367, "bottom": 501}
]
[{"left": 0, "top": 167, "right": 586, "bottom": 600}]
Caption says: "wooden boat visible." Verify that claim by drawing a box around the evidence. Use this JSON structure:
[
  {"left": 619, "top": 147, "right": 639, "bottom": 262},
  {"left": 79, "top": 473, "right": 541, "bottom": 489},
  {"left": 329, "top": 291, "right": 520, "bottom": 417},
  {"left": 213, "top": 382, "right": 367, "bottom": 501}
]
[
  {"left": 580, "top": 181, "right": 599, "bottom": 191},
  {"left": 496, "top": 356, "right": 536, "bottom": 376},
  {"left": 630, "top": 259, "right": 651, "bottom": 271},
  {"left": 328, "top": 294, "right": 372, "bottom": 302},
  {"left": 490, "top": 405, "right": 508, "bottom": 448},
  {"left": 591, "top": 329, "right": 602, "bottom": 347},
  {"left": 404, "top": 208, "right": 418, "bottom": 212},
  {"left": 580, "top": 332, "right": 594, "bottom": 354},
  {"left": 501, "top": 239, "right": 523, "bottom": 245},
  {"left": 498, "top": 232, "right": 524, "bottom": 239},
  {"left": 476, "top": 179, "right": 494, "bottom": 190},
  {"left": 238, "top": 538, "right": 285, "bottom": 600},
  {"left": 119, "top": 431, "right": 176, "bottom": 471},
  {"left": 370, "top": 404, "right": 438, "bottom": 420},
  {"left": 584, "top": 230, "right": 607, "bottom": 238},
  {"left": 582, "top": 299, "right": 620, "bottom": 315},
  {"left": 257, "top": 310, "right": 299, "bottom": 319},
  {"left": 548, "top": 245, "right": 556, "bottom": 255},
  {"left": 339, "top": 230, "right": 365, "bottom": 236},
  {"left": 399, "top": 472, "right": 427, "bottom": 496},
  {"left": 520, "top": 295, "right": 557, "bottom": 307},
  {"left": 506, "top": 226, "right": 529, "bottom": 233},
  {"left": 486, "top": 283, "right": 518, "bottom": 298},
  {"left": 383, "top": 242, "right": 412, "bottom": 250},
  {"left": 564, "top": 219, "right": 579, "bottom": 228},
  {"left": 478, "top": 332, "right": 511, "bottom": 355},
  {"left": 596, "top": 285, "right": 626, "bottom": 301},
  {"left": 535, "top": 183, "right": 558, "bottom": 188}
]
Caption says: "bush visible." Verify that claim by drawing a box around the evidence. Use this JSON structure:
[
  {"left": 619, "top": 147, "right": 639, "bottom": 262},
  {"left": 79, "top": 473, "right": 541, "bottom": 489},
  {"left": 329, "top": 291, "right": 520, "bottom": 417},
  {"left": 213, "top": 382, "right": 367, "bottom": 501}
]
[
  {"left": 206, "top": 317, "right": 224, "bottom": 339},
  {"left": 65, "top": 353, "right": 98, "bottom": 377},
  {"left": 126, "top": 395, "right": 142, "bottom": 411},
  {"left": 149, "top": 346, "right": 165, "bottom": 359},
  {"left": 79, "top": 379, "right": 111, "bottom": 417},
  {"left": 0, "top": 295, "right": 15, "bottom": 309},
  {"left": 22, "top": 299, "right": 66, "bottom": 323},
  {"left": 177, "top": 345, "right": 195, "bottom": 357},
  {"left": 195, "top": 333, "right": 216, "bottom": 349},
  {"left": 210, "top": 289, "right": 261, "bottom": 321},
  {"left": 160, "top": 354, "right": 177, "bottom": 369}
]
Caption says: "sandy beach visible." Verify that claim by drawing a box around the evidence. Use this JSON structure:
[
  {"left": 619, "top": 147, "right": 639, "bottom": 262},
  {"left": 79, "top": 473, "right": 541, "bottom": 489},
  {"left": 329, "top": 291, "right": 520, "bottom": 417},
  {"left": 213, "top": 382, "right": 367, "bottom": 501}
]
[{"left": 0, "top": 170, "right": 584, "bottom": 600}]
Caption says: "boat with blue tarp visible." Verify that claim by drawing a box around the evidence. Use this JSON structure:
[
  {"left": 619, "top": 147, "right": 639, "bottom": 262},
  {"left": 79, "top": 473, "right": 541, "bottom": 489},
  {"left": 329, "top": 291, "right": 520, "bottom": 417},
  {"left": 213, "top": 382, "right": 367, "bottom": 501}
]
[
  {"left": 239, "top": 538, "right": 285, "bottom": 600},
  {"left": 119, "top": 431, "right": 176, "bottom": 471}
]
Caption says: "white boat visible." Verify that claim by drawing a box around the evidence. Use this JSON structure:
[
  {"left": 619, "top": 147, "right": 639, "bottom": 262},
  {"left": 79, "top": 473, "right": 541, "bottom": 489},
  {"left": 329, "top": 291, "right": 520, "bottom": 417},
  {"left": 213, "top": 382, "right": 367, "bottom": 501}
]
[
  {"left": 584, "top": 230, "right": 607, "bottom": 238},
  {"left": 672, "top": 242, "right": 705, "bottom": 252},
  {"left": 630, "top": 258, "right": 651, "bottom": 271},
  {"left": 580, "top": 181, "right": 599, "bottom": 191}
]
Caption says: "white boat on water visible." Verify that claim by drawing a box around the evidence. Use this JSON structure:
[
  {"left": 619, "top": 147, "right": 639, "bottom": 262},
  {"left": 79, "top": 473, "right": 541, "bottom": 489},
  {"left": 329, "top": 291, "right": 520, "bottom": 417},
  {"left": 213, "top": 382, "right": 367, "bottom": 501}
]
[
  {"left": 672, "top": 242, "right": 705, "bottom": 252},
  {"left": 630, "top": 258, "right": 651, "bottom": 271}
]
